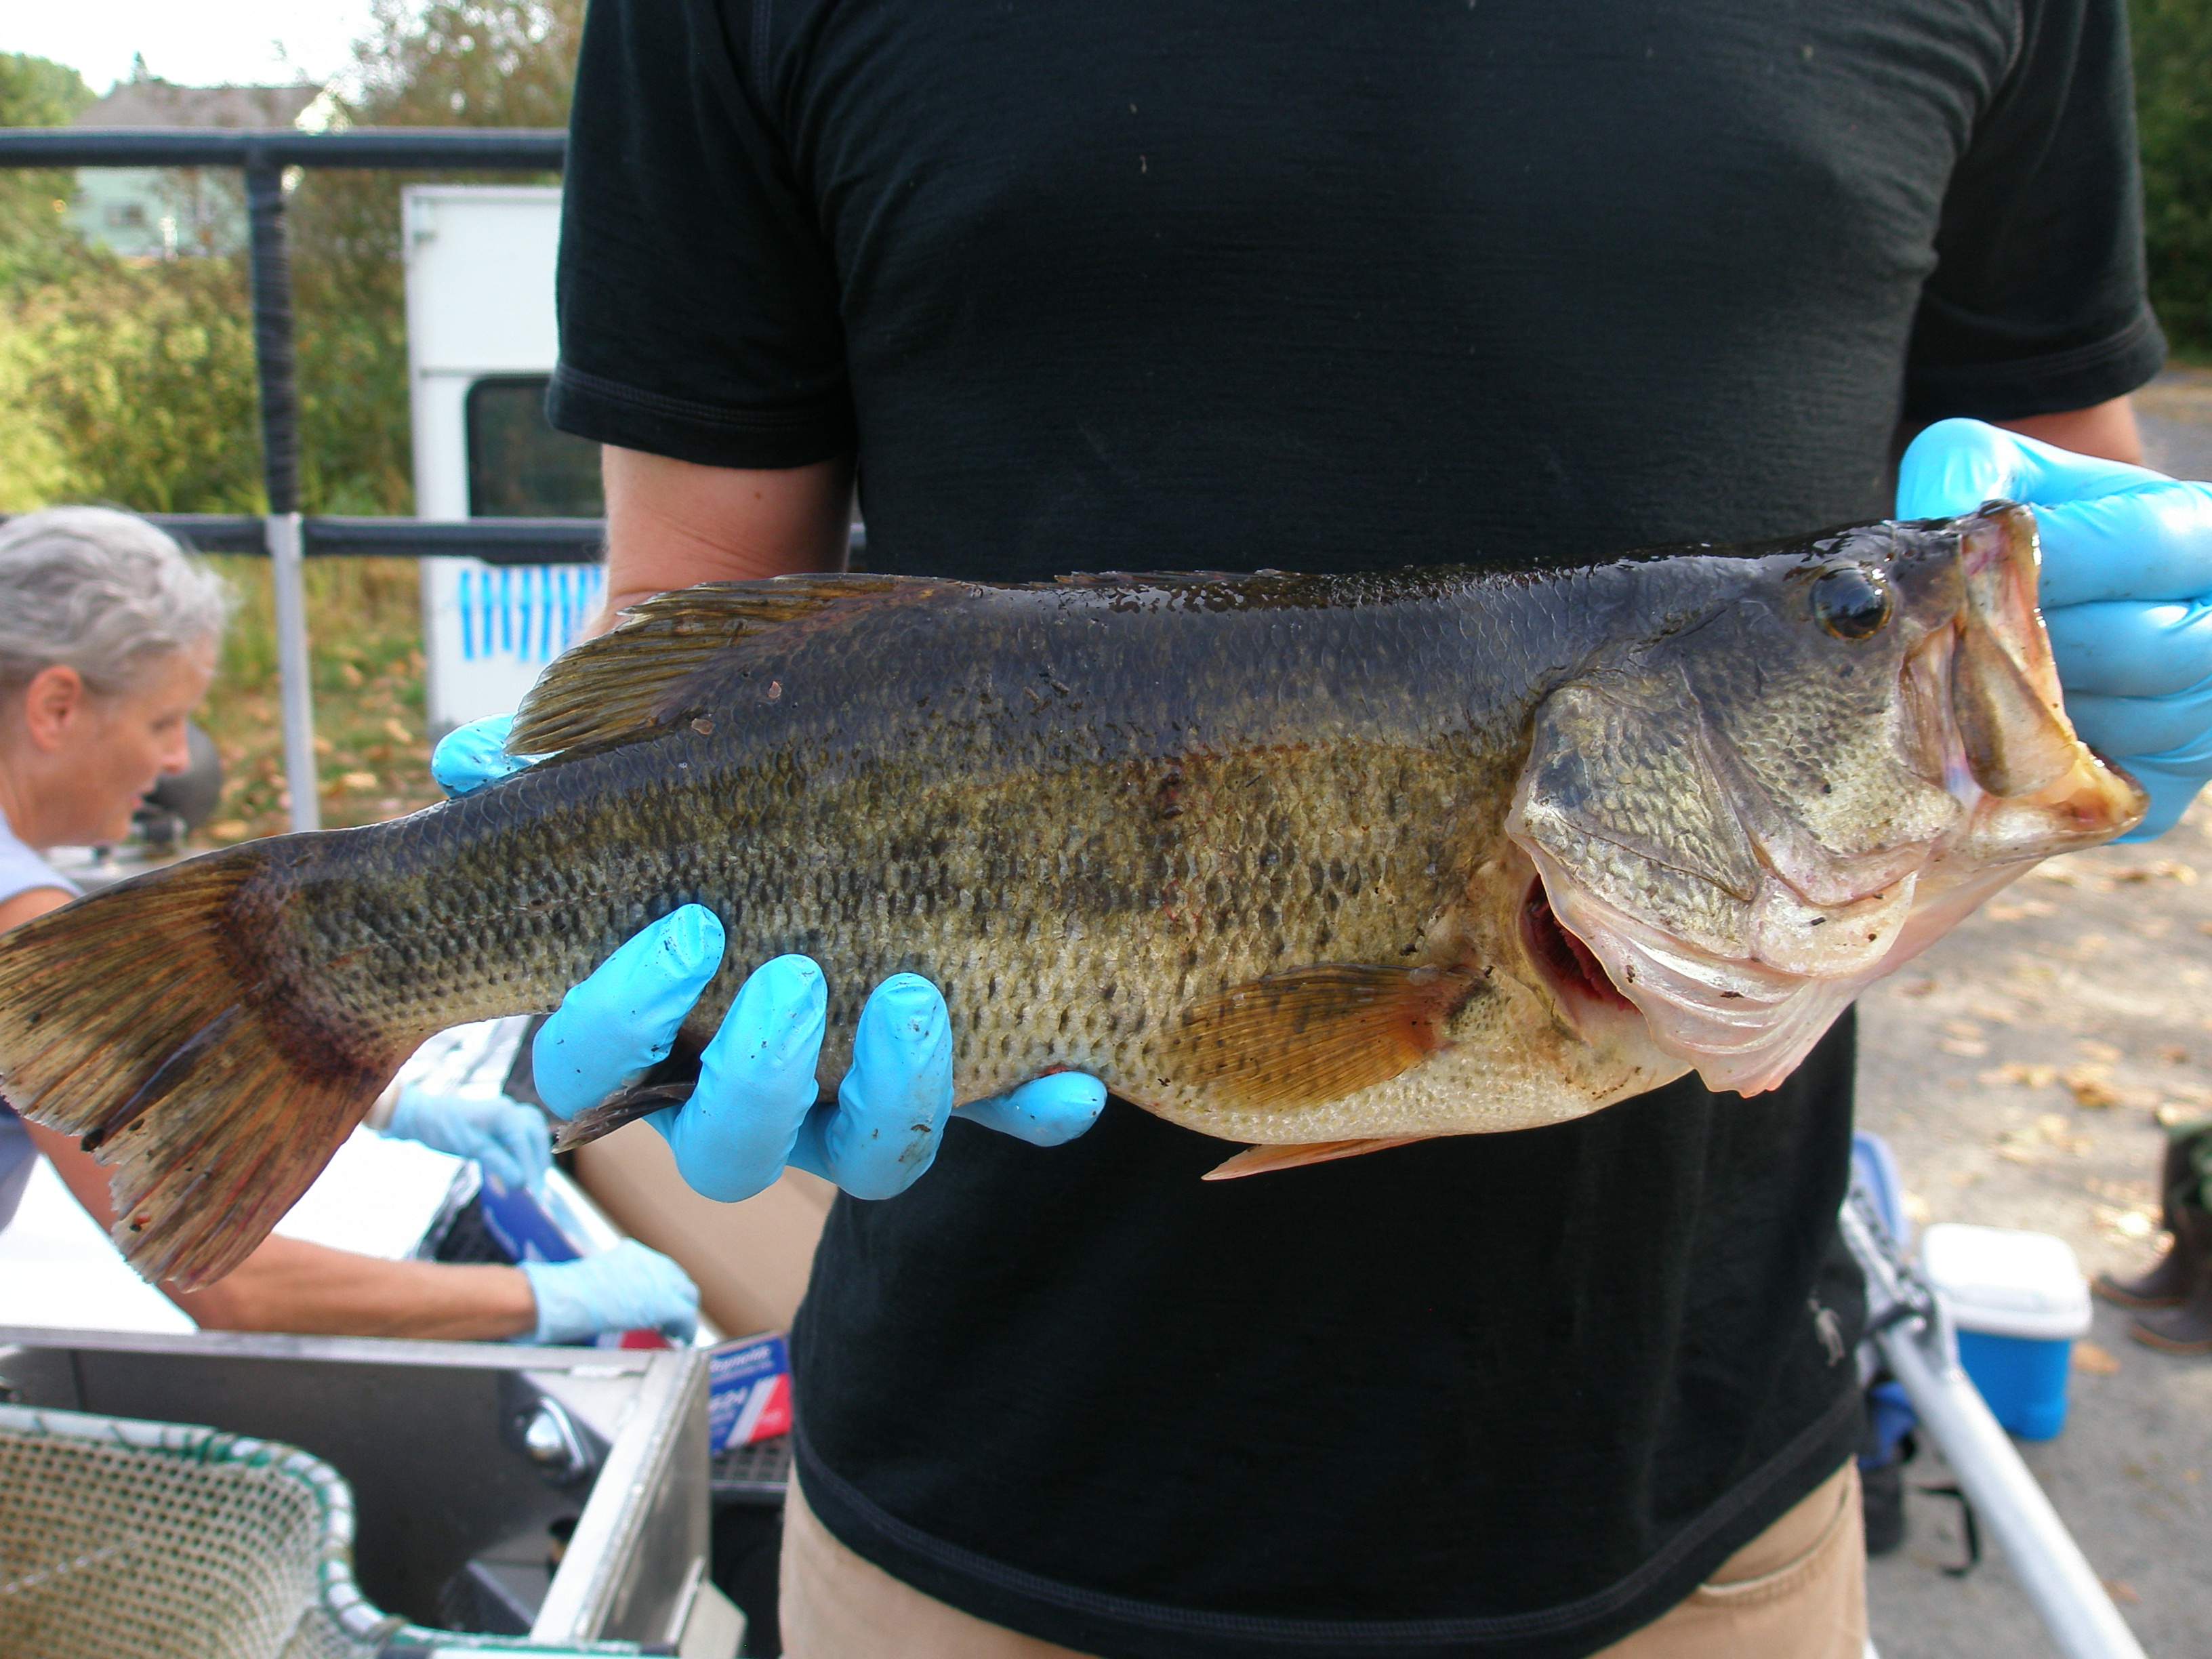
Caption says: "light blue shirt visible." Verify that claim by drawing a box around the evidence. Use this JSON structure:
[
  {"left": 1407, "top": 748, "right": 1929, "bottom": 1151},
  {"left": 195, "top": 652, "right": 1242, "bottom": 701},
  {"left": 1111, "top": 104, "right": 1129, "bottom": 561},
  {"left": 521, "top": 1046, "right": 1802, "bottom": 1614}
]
[{"left": 0, "top": 812, "right": 77, "bottom": 1231}]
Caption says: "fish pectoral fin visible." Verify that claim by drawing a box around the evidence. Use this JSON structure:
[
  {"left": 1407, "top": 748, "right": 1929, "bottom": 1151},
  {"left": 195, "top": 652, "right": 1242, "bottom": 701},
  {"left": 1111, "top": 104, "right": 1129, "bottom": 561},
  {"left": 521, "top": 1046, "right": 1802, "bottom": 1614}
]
[
  {"left": 510, "top": 574, "right": 941, "bottom": 754},
  {"left": 1203, "top": 1136, "right": 1428, "bottom": 1179},
  {"left": 1164, "top": 963, "right": 1480, "bottom": 1111}
]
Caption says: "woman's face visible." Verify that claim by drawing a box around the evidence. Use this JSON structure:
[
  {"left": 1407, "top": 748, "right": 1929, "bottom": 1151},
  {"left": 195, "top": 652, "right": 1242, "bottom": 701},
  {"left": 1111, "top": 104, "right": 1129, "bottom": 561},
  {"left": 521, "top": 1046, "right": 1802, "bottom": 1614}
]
[{"left": 49, "top": 642, "right": 218, "bottom": 846}]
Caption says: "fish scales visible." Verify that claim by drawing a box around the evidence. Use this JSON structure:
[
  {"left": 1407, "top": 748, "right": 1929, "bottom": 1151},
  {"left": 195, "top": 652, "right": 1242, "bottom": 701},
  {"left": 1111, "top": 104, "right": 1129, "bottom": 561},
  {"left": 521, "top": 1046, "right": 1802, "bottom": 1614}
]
[{"left": 0, "top": 512, "right": 2147, "bottom": 1286}]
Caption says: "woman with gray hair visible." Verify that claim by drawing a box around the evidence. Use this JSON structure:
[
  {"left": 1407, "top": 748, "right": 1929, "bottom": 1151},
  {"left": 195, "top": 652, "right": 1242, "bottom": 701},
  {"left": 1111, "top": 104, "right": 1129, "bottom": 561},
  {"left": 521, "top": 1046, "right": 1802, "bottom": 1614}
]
[
  {"left": 0, "top": 506, "right": 226, "bottom": 925},
  {"left": 0, "top": 508, "right": 697, "bottom": 1344}
]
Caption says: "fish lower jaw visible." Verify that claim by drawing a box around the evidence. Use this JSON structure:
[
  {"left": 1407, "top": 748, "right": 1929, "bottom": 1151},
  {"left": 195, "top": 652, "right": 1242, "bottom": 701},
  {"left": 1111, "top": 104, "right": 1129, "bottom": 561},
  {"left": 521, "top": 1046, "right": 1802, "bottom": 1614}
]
[{"left": 1519, "top": 853, "right": 1868, "bottom": 1097}]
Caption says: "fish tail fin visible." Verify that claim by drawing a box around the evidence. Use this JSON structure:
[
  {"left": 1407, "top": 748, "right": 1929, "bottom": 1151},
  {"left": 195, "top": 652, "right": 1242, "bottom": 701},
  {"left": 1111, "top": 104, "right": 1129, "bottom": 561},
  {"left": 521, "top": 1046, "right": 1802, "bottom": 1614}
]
[{"left": 0, "top": 844, "right": 405, "bottom": 1289}]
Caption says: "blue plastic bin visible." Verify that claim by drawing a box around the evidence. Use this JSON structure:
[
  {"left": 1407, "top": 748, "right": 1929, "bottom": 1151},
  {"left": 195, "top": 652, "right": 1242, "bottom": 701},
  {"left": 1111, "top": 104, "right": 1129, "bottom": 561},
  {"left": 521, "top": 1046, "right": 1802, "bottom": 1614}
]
[{"left": 1920, "top": 1223, "right": 2091, "bottom": 1441}]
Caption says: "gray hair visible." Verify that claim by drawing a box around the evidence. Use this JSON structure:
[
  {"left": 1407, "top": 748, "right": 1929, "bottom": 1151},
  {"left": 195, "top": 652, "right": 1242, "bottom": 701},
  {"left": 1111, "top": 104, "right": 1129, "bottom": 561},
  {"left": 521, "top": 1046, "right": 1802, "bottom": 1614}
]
[{"left": 0, "top": 508, "right": 231, "bottom": 694}]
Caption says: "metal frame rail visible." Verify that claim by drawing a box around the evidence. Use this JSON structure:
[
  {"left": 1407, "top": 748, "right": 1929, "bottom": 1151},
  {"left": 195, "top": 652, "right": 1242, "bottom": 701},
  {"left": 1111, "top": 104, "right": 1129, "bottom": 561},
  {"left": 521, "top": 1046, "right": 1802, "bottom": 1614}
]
[
  {"left": 1840, "top": 1189, "right": 2148, "bottom": 1659},
  {"left": 0, "top": 126, "right": 569, "bottom": 833}
]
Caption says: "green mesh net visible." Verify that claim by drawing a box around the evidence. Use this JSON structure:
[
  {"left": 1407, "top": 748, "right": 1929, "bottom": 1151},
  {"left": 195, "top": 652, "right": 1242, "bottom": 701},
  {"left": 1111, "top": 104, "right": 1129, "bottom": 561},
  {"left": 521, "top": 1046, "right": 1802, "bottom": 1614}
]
[
  {"left": 0, "top": 1402, "right": 670, "bottom": 1659},
  {"left": 0, "top": 1403, "right": 381, "bottom": 1659}
]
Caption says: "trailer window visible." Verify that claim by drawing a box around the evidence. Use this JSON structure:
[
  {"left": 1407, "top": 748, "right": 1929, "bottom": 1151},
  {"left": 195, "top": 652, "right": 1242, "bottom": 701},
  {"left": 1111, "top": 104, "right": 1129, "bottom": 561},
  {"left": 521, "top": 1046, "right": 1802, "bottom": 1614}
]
[{"left": 465, "top": 375, "right": 604, "bottom": 517}]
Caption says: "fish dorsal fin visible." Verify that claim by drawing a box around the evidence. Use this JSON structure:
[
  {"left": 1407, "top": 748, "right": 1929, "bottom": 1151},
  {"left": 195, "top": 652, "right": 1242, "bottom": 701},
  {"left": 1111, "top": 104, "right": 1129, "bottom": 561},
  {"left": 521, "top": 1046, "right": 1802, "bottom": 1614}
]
[
  {"left": 1164, "top": 964, "right": 1481, "bottom": 1111},
  {"left": 511, "top": 574, "right": 913, "bottom": 753},
  {"left": 509, "top": 574, "right": 918, "bottom": 753},
  {"left": 1203, "top": 1136, "right": 1427, "bottom": 1179}
]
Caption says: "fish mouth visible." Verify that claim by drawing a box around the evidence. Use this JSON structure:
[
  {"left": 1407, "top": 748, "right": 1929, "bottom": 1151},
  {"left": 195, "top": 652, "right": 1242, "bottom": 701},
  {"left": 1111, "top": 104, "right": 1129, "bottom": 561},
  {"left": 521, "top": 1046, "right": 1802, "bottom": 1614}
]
[{"left": 1511, "top": 505, "right": 2145, "bottom": 1096}]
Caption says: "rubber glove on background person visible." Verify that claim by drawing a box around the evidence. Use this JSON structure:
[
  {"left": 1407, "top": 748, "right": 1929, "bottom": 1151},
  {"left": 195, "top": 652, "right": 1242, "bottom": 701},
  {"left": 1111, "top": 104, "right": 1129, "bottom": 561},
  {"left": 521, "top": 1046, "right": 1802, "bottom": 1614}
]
[
  {"left": 1898, "top": 418, "right": 2212, "bottom": 840},
  {"left": 516, "top": 1238, "right": 699, "bottom": 1345},
  {"left": 383, "top": 1084, "right": 552, "bottom": 1193},
  {"left": 430, "top": 718, "right": 1109, "bottom": 1206}
]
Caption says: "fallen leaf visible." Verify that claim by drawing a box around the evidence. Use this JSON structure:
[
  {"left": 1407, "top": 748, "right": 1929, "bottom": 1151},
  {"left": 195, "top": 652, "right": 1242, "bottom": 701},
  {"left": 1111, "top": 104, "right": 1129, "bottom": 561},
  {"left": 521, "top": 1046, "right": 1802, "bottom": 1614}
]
[
  {"left": 2073, "top": 1341, "right": 2122, "bottom": 1376},
  {"left": 2062, "top": 1065, "right": 2123, "bottom": 1109},
  {"left": 2156, "top": 1044, "right": 2190, "bottom": 1065},
  {"left": 2076, "top": 1039, "right": 2123, "bottom": 1063},
  {"left": 2114, "top": 860, "right": 2196, "bottom": 885},
  {"left": 208, "top": 819, "right": 249, "bottom": 840},
  {"left": 339, "top": 771, "right": 379, "bottom": 792},
  {"left": 2102, "top": 1578, "right": 2139, "bottom": 1604},
  {"left": 384, "top": 718, "right": 412, "bottom": 743},
  {"left": 1899, "top": 978, "right": 1938, "bottom": 998},
  {"left": 1980, "top": 1061, "right": 2058, "bottom": 1089},
  {"left": 1942, "top": 1038, "right": 1990, "bottom": 1057}
]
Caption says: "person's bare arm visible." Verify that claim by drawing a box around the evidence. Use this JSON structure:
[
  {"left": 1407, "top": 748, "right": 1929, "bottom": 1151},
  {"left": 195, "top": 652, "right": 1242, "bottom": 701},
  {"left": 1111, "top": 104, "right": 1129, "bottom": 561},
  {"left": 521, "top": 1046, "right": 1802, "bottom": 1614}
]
[
  {"left": 0, "top": 886, "right": 75, "bottom": 934},
  {"left": 596, "top": 447, "right": 855, "bottom": 628},
  {"left": 25, "top": 1118, "right": 537, "bottom": 1339},
  {"left": 1994, "top": 394, "right": 2142, "bottom": 466}
]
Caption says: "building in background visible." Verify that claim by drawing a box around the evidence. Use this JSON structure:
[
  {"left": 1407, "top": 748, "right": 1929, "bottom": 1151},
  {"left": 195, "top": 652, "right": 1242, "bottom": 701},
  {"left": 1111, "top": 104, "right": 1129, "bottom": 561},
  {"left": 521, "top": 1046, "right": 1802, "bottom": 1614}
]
[{"left": 69, "top": 63, "right": 321, "bottom": 260}]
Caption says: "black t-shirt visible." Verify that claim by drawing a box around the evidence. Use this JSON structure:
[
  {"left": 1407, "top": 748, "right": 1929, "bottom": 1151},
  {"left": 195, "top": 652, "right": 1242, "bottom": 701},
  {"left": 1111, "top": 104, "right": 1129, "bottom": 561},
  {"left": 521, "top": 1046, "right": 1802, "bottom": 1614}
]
[{"left": 551, "top": 4, "right": 2159, "bottom": 1654}]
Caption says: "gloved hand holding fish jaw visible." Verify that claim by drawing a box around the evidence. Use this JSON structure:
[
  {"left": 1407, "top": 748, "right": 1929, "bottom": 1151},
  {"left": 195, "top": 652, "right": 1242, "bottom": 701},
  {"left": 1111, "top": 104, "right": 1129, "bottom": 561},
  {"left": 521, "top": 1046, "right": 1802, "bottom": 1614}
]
[
  {"left": 0, "top": 509, "right": 2142, "bottom": 1287},
  {"left": 1898, "top": 417, "right": 2212, "bottom": 840}
]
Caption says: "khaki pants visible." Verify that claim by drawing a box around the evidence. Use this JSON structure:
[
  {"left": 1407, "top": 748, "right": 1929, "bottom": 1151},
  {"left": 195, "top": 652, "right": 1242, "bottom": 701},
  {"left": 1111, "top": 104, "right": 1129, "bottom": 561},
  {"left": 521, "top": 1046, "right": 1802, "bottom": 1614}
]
[{"left": 779, "top": 1462, "right": 1865, "bottom": 1659}]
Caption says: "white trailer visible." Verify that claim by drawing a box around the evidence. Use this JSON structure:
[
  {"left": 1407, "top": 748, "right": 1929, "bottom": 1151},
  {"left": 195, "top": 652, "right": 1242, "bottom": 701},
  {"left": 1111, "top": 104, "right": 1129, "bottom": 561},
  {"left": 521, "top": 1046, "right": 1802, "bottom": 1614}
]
[{"left": 403, "top": 184, "right": 604, "bottom": 734}]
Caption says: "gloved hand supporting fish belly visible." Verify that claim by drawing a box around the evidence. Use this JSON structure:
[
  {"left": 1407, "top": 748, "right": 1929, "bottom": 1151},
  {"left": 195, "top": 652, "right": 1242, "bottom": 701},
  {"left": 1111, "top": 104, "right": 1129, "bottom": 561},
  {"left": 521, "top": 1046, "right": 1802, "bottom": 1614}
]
[
  {"left": 0, "top": 501, "right": 2159, "bottom": 1287},
  {"left": 438, "top": 718, "right": 1109, "bottom": 1203}
]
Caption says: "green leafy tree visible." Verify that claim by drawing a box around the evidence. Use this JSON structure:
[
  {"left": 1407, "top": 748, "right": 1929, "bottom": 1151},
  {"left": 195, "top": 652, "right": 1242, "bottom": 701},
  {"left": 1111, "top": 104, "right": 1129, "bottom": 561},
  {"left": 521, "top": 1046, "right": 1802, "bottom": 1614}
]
[
  {"left": 0, "top": 53, "right": 94, "bottom": 291},
  {"left": 2, "top": 258, "right": 262, "bottom": 511},
  {"left": 2134, "top": 0, "right": 2212, "bottom": 356},
  {"left": 0, "top": 6, "right": 583, "bottom": 516}
]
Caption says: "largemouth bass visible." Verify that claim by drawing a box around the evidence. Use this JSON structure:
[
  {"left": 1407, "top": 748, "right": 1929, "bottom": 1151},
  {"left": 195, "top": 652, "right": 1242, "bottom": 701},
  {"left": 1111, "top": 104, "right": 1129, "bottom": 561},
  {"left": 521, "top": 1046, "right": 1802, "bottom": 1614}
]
[{"left": 0, "top": 506, "right": 2144, "bottom": 1287}]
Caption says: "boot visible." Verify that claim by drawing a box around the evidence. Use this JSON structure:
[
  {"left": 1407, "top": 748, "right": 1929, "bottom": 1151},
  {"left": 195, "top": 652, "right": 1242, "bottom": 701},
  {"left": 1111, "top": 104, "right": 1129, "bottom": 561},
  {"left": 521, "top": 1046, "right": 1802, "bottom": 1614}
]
[
  {"left": 2131, "top": 1262, "right": 2212, "bottom": 1355},
  {"left": 2096, "top": 1139, "right": 2207, "bottom": 1310}
]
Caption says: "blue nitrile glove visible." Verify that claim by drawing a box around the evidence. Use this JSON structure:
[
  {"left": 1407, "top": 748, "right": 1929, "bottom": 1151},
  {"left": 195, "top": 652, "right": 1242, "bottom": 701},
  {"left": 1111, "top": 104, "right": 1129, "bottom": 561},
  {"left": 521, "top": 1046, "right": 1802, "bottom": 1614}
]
[
  {"left": 384, "top": 1085, "right": 552, "bottom": 1193},
  {"left": 430, "top": 713, "right": 541, "bottom": 796},
  {"left": 516, "top": 1239, "right": 699, "bottom": 1345},
  {"left": 1898, "top": 418, "right": 2212, "bottom": 840},
  {"left": 433, "top": 715, "right": 1108, "bottom": 1203},
  {"left": 530, "top": 909, "right": 1107, "bottom": 1202}
]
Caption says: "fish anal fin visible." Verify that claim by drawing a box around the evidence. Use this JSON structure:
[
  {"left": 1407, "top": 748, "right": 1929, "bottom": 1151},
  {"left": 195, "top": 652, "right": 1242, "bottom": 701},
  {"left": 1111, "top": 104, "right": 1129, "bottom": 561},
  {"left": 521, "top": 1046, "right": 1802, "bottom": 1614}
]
[
  {"left": 1164, "top": 963, "right": 1481, "bottom": 1112},
  {"left": 509, "top": 574, "right": 933, "bottom": 754},
  {"left": 1204, "top": 1136, "right": 1427, "bottom": 1180}
]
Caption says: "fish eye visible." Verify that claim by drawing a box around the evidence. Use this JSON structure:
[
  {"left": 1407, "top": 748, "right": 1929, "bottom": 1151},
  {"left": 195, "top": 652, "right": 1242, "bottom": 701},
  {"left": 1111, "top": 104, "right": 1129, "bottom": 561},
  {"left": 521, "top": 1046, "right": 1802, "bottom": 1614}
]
[{"left": 1810, "top": 566, "right": 1891, "bottom": 640}]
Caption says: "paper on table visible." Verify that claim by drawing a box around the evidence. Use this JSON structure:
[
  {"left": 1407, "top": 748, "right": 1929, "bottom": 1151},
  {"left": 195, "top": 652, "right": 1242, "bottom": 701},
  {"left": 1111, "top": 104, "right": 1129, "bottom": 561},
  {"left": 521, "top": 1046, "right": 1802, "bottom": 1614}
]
[
  {"left": 0, "top": 1156, "right": 194, "bottom": 1334},
  {"left": 272, "top": 1128, "right": 470, "bottom": 1261}
]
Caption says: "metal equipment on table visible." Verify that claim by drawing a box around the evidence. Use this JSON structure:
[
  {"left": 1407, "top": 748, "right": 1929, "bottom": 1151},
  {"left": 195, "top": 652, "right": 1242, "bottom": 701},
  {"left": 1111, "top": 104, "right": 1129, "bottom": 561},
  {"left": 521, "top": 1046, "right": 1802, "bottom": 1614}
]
[{"left": 0, "top": 1327, "right": 741, "bottom": 1658}]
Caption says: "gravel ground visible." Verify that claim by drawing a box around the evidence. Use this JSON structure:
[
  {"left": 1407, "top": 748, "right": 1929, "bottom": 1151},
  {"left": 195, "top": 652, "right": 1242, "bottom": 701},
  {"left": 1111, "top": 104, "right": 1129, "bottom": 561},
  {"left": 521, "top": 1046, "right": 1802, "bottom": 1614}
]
[{"left": 1861, "top": 372, "right": 2212, "bottom": 1658}]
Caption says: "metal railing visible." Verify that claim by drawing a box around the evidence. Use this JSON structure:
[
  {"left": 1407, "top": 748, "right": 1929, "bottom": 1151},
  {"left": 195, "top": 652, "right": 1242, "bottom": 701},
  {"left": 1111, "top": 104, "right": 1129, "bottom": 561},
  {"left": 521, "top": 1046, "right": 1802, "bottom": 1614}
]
[{"left": 0, "top": 125, "right": 573, "bottom": 833}]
